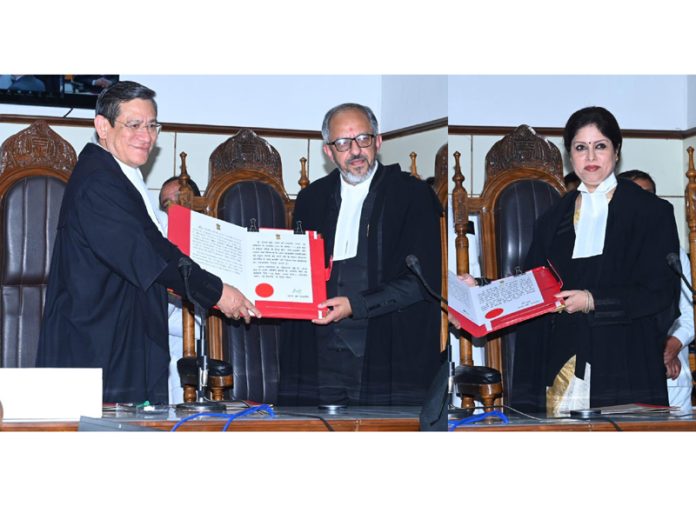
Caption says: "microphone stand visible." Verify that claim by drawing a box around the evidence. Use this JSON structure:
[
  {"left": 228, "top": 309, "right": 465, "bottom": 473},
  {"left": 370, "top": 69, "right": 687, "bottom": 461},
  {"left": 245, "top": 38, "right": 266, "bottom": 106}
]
[
  {"left": 405, "top": 255, "right": 468, "bottom": 417},
  {"left": 175, "top": 258, "right": 225, "bottom": 414}
]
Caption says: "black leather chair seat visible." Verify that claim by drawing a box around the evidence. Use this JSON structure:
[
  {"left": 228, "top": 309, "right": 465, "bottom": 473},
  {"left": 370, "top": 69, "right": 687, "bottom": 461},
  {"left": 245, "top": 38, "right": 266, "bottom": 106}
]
[
  {"left": 454, "top": 364, "right": 502, "bottom": 385},
  {"left": 177, "top": 357, "right": 233, "bottom": 387}
]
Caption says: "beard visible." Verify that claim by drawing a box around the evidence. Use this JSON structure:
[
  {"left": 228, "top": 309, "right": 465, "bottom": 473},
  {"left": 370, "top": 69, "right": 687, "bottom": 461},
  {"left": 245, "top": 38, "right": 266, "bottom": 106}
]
[{"left": 339, "top": 157, "right": 376, "bottom": 185}]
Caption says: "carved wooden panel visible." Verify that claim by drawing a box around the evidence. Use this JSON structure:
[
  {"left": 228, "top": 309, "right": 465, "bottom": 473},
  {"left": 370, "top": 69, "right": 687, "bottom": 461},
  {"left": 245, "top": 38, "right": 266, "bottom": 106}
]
[
  {"left": 209, "top": 128, "right": 282, "bottom": 181},
  {"left": 0, "top": 121, "right": 76, "bottom": 176},
  {"left": 485, "top": 124, "right": 562, "bottom": 181}
]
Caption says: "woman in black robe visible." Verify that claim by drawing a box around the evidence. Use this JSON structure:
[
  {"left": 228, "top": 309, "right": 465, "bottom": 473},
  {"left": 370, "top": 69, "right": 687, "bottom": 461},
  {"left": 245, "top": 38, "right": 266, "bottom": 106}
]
[{"left": 511, "top": 107, "right": 681, "bottom": 415}]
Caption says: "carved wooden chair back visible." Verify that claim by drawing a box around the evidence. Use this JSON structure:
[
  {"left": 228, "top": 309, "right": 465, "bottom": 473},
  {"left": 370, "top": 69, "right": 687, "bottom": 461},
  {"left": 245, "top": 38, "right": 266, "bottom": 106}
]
[
  {"left": 452, "top": 125, "right": 565, "bottom": 405},
  {"left": 177, "top": 128, "right": 299, "bottom": 403},
  {"left": 0, "top": 121, "right": 76, "bottom": 367}
]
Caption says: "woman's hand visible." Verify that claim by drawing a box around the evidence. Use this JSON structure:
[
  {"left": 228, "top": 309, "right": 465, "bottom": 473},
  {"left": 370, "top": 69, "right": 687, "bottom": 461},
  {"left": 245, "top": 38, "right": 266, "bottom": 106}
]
[
  {"left": 459, "top": 273, "right": 477, "bottom": 287},
  {"left": 556, "top": 289, "right": 594, "bottom": 314},
  {"left": 448, "top": 274, "right": 477, "bottom": 330}
]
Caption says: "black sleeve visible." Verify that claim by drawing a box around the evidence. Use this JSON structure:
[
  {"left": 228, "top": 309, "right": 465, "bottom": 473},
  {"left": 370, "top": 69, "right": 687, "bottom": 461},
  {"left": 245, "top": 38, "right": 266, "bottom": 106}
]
[
  {"left": 349, "top": 272, "right": 429, "bottom": 319},
  {"left": 349, "top": 179, "right": 442, "bottom": 320}
]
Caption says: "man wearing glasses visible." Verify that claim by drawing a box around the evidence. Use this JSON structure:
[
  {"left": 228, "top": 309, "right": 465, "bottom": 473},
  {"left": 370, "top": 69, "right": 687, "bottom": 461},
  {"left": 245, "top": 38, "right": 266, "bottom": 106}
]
[
  {"left": 37, "top": 81, "right": 259, "bottom": 404},
  {"left": 279, "top": 103, "right": 442, "bottom": 406}
]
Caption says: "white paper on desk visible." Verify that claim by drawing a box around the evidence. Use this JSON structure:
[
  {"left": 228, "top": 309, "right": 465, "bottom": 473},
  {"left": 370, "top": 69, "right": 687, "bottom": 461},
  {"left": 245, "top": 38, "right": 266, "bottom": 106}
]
[
  {"left": 448, "top": 270, "right": 544, "bottom": 325},
  {"left": 0, "top": 368, "right": 102, "bottom": 420},
  {"left": 188, "top": 214, "right": 314, "bottom": 302}
]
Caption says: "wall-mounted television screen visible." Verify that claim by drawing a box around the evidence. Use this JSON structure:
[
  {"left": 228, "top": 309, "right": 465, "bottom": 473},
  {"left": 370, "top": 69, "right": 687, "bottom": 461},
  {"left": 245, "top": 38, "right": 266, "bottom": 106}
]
[{"left": 0, "top": 75, "right": 119, "bottom": 110}]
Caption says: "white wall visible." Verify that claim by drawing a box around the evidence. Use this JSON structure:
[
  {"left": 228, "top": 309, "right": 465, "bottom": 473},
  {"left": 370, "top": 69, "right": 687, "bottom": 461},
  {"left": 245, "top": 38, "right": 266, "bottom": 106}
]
[
  {"left": 381, "top": 75, "right": 447, "bottom": 132},
  {"left": 449, "top": 75, "right": 690, "bottom": 130},
  {"left": 1, "top": 75, "right": 446, "bottom": 132},
  {"left": 687, "top": 76, "right": 696, "bottom": 129},
  {"left": 0, "top": 120, "right": 443, "bottom": 207}
]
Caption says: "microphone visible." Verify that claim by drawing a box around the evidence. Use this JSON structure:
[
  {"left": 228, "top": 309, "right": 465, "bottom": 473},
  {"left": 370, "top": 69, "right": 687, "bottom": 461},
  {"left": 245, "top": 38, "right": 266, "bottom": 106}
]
[
  {"left": 174, "top": 256, "right": 224, "bottom": 414},
  {"left": 405, "top": 254, "right": 448, "bottom": 305},
  {"left": 666, "top": 252, "right": 696, "bottom": 294},
  {"left": 177, "top": 257, "right": 194, "bottom": 304}
]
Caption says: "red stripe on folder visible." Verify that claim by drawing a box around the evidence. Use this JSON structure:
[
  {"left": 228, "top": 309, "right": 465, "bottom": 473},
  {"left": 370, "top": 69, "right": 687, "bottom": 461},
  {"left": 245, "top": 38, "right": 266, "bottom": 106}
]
[
  {"left": 309, "top": 231, "right": 328, "bottom": 307},
  {"left": 168, "top": 204, "right": 191, "bottom": 255}
]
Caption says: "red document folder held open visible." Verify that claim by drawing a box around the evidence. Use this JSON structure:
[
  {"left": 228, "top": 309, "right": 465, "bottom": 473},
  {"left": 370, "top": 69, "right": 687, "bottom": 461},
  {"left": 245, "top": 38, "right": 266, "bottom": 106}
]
[
  {"left": 448, "top": 265, "right": 563, "bottom": 337},
  {"left": 168, "top": 205, "right": 329, "bottom": 320}
]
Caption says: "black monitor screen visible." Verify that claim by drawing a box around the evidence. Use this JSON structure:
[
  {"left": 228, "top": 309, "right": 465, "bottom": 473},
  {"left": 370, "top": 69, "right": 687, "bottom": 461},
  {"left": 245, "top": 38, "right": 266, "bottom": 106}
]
[{"left": 0, "top": 75, "right": 119, "bottom": 110}]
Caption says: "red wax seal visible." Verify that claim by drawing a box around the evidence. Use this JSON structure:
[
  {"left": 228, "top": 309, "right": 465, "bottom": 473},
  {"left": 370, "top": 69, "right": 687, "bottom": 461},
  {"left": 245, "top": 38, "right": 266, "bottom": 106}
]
[
  {"left": 485, "top": 308, "right": 504, "bottom": 319},
  {"left": 255, "top": 283, "right": 274, "bottom": 298}
]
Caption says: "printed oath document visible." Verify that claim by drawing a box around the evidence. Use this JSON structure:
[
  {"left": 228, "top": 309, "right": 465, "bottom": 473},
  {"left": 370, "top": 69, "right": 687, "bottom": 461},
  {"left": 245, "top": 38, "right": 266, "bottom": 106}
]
[
  {"left": 448, "top": 266, "right": 563, "bottom": 337},
  {"left": 167, "top": 205, "right": 328, "bottom": 320}
]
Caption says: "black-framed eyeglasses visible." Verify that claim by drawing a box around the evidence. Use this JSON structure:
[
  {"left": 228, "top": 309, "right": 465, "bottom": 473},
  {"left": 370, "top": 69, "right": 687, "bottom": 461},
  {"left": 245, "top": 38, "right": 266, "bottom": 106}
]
[
  {"left": 115, "top": 120, "right": 162, "bottom": 135},
  {"left": 327, "top": 133, "right": 375, "bottom": 152}
]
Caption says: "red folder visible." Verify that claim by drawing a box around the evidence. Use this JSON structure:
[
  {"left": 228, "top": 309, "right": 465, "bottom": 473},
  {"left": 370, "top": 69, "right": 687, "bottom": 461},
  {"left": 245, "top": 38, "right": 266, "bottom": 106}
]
[
  {"left": 448, "top": 266, "right": 563, "bottom": 337},
  {"left": 168, "top": 205, "right": 328, "bottom": 320}
]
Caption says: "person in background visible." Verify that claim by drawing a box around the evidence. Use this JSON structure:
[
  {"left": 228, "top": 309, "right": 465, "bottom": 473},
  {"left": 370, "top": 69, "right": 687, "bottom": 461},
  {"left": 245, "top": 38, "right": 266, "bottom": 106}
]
[
  {"left": 72, "top": 75, "right": 119, "bottom": 94},
  {"left": 618, "top": 169, "right": 693, "bottom": 411},
  {"left": 0, "top": 75, "right": 46, "bottom": 92},
  {"left": 37, "top": 81, "right": 259, "bottom": 404},
  {"left": 563, "top": 171, "right": 581, "bottom": 191},
  {"left": 511, "top": 106, "right": 680, "bottom": 415},
  {"left": 157, "top": 175, "right": 203, "bottom": 404}
]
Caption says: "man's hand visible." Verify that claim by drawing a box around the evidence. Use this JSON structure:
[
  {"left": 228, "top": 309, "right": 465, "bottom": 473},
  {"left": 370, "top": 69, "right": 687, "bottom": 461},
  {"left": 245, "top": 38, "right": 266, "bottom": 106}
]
[
  {"left": 312, "top": 296, "right": 352, "bottom": 325},
  {"left": 664, "top": 336, "right": 683, "bottom": 380},
  {"left": 216, "top": 283, "right": 261, "bottom": 324}
]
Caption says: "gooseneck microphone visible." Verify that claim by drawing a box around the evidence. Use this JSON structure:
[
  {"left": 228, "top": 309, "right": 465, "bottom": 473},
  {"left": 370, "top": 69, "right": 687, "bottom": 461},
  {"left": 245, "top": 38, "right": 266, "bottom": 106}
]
[
  {"left": 177, "top": 257, "right": 194, "bottom": 304},
  {"left": 406, "top": 254, "right": 457, "bottom": 430},
  {"left": 666, "top": 252, "right": 696, "bottom": 294},
  {"left": 175, "top": 256, "right": 225, "bottom": 414},
  {"left": 405, "top": 254, "right": 448, "bottom": 305}
]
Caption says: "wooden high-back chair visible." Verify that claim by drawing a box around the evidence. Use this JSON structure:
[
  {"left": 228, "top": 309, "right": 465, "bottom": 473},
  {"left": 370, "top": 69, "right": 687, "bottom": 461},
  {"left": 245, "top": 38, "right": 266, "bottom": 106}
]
[
  {"left": 452, "top": 125, "right": 565, "bottom": 407},
  {"left": 0, "top": 121, "right": 76, "bottom": 367},
  {"left": 177, "top": 128, "right": 299, "bottom": 403},
  {"left": 683, "top": 146, "right": 696, "bottom": 403},
  {"left": 433, "top": 144, "right": 449, "bottom": 352}
]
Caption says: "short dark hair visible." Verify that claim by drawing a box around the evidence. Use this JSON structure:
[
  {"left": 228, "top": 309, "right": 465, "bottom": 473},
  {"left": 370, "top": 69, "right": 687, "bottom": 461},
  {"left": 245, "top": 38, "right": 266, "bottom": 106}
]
[
  {"left": 321, "top": 103, "right": 379, "bottom": 144},
  {"left": 618, "top": 169, "right": 656, "bottom": 193},
  {"left": 563, "top": 106, "right": 622, "bottom": 157},
  {"left": 564, "top": 171, "right": 580, "bottom": 186},
  {"left": 95, "top": 80, "right": 157, "bottom": 126},
  {"left": 161, "top": 175, "right": 201, "bottom": 197}
]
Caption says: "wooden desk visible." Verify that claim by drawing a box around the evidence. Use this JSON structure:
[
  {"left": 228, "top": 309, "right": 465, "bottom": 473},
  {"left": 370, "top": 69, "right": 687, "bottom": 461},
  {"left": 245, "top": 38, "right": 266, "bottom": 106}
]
[
  {"left": 0, "top": 405, "right": 422, "bottom": 432},
  {"left": 450, "top": 410, "right": 696, "bottom": 431},
  {"left": 3, "top": 405, "right": 695, "bottom": 431}
]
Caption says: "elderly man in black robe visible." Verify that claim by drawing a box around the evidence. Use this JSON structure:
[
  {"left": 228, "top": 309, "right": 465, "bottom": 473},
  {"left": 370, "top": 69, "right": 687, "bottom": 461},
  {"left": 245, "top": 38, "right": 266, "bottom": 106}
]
[
  {"left": 278, "top": 103, "right": 442, "bottom": 406},
  {"left": 36, "top": 81, "right": 259, "bottom": 404}
]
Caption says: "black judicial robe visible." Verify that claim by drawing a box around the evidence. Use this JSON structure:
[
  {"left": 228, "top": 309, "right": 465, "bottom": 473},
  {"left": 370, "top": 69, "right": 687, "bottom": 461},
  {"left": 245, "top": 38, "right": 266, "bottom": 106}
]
[
  {"left": 36, "top": 143, "right": 221, "bottom": 404},
  {"left": 278, "top": 163, "right": 443, "bottom": 406},
  {"left": 511, "top": 179, "right": 680, "bottom": 412}
]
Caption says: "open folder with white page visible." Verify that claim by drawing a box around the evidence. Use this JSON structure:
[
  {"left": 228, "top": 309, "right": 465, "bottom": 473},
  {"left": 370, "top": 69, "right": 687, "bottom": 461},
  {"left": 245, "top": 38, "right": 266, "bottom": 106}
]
[
  {"left": 167, "top": 204, "right": 329, "bottom": 320},
  {"left": 448, "top": 265, "right": 564, "bottom": 337}
]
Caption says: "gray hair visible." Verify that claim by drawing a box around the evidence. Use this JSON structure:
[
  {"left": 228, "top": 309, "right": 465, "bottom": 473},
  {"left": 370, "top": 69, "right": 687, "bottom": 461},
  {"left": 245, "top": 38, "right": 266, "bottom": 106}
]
[
  {"left": 321, "top": 103, "right": 379, "bottom": 143},
  {"left": 95, "top": 80, "right": 158, "bottom": 126}
]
